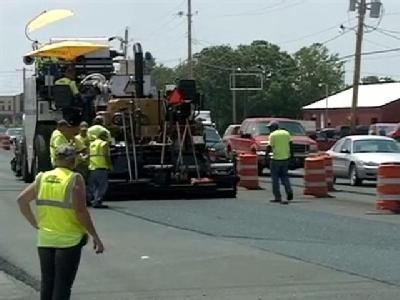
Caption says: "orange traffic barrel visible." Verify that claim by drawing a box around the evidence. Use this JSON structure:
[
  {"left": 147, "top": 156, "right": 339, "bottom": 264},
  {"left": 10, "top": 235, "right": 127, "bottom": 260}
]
[
  {"left": 304, "top": 155, "right": 328, "bottom": 197},
  {"left": 376, "top": 163, "right": 400, "bottom": 213},
  {"left": 320, "top": 153, "right": 334, "bottom": 192},
  {"left": 237, "top": 153, "right": 259, "bottom": 189},
  {"left": 1, "top": 135, "right": 10, "bottom": 151}
]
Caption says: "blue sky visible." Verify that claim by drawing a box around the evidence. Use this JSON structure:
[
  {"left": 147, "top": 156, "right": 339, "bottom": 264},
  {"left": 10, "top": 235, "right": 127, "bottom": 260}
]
[{"left": 1, "top": 0, "right": 400, "bottom": 94}]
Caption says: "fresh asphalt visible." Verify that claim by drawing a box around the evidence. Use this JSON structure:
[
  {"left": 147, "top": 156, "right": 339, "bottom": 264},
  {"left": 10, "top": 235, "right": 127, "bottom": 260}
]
[{"left": 1, "top": 150, "right": 400, "bottom": 299}]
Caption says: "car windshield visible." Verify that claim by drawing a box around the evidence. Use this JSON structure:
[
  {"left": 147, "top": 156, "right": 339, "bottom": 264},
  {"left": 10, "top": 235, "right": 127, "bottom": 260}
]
[
  {"left": 6, "top": 128, "right": 23, "bottom": 136},
  {"left": 277, "top": 121, "right": 306, "bottom": 136},
  {"left": 353, "top": 139, "right": 400, "bottom": 153},
  {"left": 205, "top": 127, "right": 222, "bottom": 143}
]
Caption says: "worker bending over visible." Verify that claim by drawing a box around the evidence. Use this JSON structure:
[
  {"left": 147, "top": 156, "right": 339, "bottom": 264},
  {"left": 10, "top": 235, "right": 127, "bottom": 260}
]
[
  {"left": 87, "top": 130, "right": 112, "bottom": 208},
  {"left": 88, "top": 115, "right": 112, "bottom": 142}
]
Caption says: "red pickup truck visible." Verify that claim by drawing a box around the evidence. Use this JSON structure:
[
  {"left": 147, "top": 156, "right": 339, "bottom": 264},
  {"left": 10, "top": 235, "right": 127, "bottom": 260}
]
[{"left": 226, "top": 118, "right": 318, "bottom": 174}]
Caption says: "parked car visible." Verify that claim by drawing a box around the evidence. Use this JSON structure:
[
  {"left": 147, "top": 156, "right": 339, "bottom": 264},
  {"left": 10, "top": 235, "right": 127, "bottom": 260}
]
[
  {"left": 315, "top": 128, "right": 337, "bottom": 151},
  {"left": 222, "top": 124, "right": 240, "bottom": 157},
  {"left": 0, "top": 126, "right": 7, "bottom": 141},
  {"left": 5, "top": 127, "right": 24, "bottom": 144},
  {"left": 204, "top": 126, "right": 227, "bottom": 162},
  {"left": 327, "top": 135, "right": 400, "bottom": 186},
  {"left": 369, "top": 123, "right": 398, "bottom": 136},
  {"left": 229, "top": 118, "right": 318, "bottom": 174}
]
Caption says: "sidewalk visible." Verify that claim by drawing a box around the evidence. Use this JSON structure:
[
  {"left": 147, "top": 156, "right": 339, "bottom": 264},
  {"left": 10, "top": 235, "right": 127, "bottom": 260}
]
[{"left": 0, "top": 271, "right": 37, "bottom": 300}]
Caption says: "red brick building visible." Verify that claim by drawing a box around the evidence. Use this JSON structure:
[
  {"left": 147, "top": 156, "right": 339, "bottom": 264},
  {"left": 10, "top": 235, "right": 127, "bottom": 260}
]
[{"left": 302, "top": 82, "right": 400, "bottom": 129}]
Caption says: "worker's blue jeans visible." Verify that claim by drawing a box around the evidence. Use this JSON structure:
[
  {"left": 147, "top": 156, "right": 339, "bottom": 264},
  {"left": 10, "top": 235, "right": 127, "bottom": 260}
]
[
  {"left": 87, "top": 169, "right": 109, "bottom": 205},
  {"left": 270, "top": 159, "right": 293, "bottom": 201}
]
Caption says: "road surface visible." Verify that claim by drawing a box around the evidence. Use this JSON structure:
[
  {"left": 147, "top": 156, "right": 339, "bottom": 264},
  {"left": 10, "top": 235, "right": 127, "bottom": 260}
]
[{"left": 1, "top": 150, "right": 400, "bottom": 299}]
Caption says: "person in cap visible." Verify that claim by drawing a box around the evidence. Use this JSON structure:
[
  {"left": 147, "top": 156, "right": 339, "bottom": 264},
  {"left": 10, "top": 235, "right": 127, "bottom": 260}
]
[
  {"left": 266, "top": 121, "right": 294, "bottom": 204},
  {"left": 17, "top": 144, "right": 104, "bottom": 300},
  {"left": 87, "top": 130, "right": 112, "bottom": 208},
  {"left": 74, "top": 121, "right": 90, "bottom": 181},
  {"left": 55, "top": 66, "right": 80, "bottom": 97},
  {"left": 50, "top": 120, "right": 71, "bottom": 167},
  {"left": 87, "top": 115, "right": 112, "bottom": 142}
]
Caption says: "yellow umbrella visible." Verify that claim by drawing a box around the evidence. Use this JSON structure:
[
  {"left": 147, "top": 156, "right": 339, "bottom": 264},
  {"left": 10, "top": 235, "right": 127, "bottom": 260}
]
[
  {"left": 27, "top": 9, "right": 74, "bottom": 33},
  {"left": 25, "top": 40, "right": 109, "bottom": 61}
]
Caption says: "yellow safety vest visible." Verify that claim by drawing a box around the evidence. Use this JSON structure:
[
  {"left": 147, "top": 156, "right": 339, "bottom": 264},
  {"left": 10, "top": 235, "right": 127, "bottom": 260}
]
[
  {"left": 55, "top": 77, "right": 79, "bottom": 95},
  {"left": 50, "top": 130, "right": 69, "bottom": 167},
  {"left": 89, "top": 139, "right": 110, "bottom": 170},
  {"left": 36, "top": 168, "right": 86, "bottom": 248},
  {"left": 74, "top": 134, "right": 90, "bottom": 166}
]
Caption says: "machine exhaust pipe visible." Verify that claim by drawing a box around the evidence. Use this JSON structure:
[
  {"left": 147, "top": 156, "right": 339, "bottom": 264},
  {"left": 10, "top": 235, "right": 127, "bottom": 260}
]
[{"left": 133, "top": 43, "right": 144, "bottom": 98}]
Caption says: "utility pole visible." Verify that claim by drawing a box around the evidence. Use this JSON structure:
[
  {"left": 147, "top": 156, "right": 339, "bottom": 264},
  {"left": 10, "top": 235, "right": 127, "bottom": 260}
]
[
  {"left": 187, "top": 0, "right": 193, "bottom": 79},
  {"left": 349, "top": 0, "right": 382, "bottom": 132},
  {"left": 350, "top": 0, "right": 366, "bottom": 133}
]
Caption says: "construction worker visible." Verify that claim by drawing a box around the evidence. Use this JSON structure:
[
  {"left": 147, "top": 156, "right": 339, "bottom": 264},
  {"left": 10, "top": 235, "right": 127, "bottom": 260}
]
[
  {"left": 17, "top": 144, "right": 104, "bottom": 300},
  {"left": 266, "top": 122, "right": 294, "bottom": 205},
  {"left": 88, "top": 115, "right": 112, "bottom": 142},
  {"left": 87, "top": 130, "right": 112, "bottom": 208},
  {"left": 74, "top": 121, "right": 90, "bottom": 180},
  {"left": 50, "top": 120, "right": 71, "bottom": 167},
  {"left": 55, "top": 65, "right": 79, "bottom": 97}
]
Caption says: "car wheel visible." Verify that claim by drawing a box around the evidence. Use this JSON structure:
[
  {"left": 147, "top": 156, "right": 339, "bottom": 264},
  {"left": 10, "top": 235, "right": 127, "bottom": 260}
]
[{"left": 349, "top": 164, "right": 362, "bottom": 186}]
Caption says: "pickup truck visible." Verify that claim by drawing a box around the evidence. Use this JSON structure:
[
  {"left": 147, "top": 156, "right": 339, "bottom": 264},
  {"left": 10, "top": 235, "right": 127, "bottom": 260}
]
[{"left": 227, "top": 118, "right": 318, "bottom": 174}]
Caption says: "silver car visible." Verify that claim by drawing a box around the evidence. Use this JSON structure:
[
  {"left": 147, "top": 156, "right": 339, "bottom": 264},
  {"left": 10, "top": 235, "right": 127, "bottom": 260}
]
[{"left": 327, "top": 135, "right": 400, "bottom": 186}]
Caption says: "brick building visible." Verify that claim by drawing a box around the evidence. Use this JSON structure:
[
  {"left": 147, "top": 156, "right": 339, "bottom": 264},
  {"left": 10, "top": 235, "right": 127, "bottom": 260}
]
[
  {"left": 0, "top": 93, "right": 24, "bottom": 125},
  {"left": 302, "top": 82, "right": 400, "bottom": 129}
]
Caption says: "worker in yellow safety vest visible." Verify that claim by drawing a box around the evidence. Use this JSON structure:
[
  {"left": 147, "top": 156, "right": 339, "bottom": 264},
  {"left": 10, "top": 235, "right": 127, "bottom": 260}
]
[
  {"left": 87, "top": 130, "right": 112, "bottom": 208},
  {"left": 74, "top": 121, "right": 90, "bottom": 178},
  {"left": 17, "top": 144, "right": 104, "bottom": 300},
  {"left": 88, "top": 115, "right": 112, "bottom": 142},
  {"left": 55, "top": 66, "right": 80, "bottom": 96},
  {"left": 50, "top": 119, "right": 71, "bottom": 167},
  {"left": 266, "top": 121, "right": 294, "bottom": 205}
]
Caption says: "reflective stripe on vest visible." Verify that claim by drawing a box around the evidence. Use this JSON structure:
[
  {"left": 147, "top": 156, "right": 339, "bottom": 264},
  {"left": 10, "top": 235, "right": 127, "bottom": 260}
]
[
  {"left": 89, "top": 139, "right": 108, "bottom": 170},
  {"left": 36, "top": 168, "right": 86, "bottom": 248}
]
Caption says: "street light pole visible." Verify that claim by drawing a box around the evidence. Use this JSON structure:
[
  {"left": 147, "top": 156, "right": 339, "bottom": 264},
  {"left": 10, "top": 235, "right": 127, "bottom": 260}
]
[
  {"left": 232, "top": 68, "right": 237, "bottom": 123},
  {"left": 187, "top": 0, "right": 193, "bottom": 79}
]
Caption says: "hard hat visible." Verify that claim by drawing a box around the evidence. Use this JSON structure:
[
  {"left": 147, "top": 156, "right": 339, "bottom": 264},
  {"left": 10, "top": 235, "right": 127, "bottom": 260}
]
[{"left": 55, "top": 144, "right": 76, "bottom": 159}]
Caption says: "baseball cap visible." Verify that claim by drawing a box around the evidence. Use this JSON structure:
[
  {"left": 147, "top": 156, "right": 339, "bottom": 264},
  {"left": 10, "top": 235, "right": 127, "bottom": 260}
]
[
  {"left": 80, "top": 121, "right": 88, "bottom": 130},
  {"left": 55, "top": 144, "right": 76, "bottom": 159},
  {"left": 267, "top": 121, "right": 279, "bottom": 130}
]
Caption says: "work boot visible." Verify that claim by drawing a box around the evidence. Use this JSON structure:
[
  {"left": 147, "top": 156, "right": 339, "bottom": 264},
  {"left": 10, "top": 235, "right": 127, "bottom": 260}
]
[
  {"left": 270, "top": 199, "right": 281, "bottom": 203},
  {"left": 92, "top": 202, "right": 109, "bottom": 209}
]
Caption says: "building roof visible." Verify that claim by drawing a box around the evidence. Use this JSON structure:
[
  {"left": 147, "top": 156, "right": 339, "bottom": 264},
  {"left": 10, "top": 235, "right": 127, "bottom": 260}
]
[{"left": 303, "top": 82, "right": 400, "bottom": 110}]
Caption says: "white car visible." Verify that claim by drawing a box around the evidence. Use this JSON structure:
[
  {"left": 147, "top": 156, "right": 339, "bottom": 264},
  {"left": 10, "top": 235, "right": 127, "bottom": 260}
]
[{"left": 327, "top": 135, "right": 400, "bottom": 186}]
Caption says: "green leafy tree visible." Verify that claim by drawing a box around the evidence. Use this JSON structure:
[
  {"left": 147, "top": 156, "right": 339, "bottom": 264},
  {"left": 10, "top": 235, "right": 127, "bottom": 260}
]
[{"left": 146, "top": 41, "right": 345, "bottom": 132}]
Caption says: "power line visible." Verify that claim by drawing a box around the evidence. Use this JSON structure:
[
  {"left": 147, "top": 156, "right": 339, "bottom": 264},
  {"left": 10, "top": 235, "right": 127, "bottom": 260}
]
[
  {"left": 279, "top": 19, "right": 354, "bottom": 44},
  {"left": 216, "top": 0, "right": 306, "bottom": 18},
  {"left": 339, "top": 47, "right": 400, "bottom": 61},
  {"left": 375, "top": 28, "right": 400, "bottom": 41}
]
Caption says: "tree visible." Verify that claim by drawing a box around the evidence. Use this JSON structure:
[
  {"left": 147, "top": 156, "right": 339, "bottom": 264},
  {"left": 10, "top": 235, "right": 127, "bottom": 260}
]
[
  {"left": 150, "top": 64, "right": 177, "bottom": 91},
  {"left": 146, "top": 41, "right": 345, "bottom": 132},
  {"left": 293, "top": 43, "right": 345, "bottom": 109},
  {"left": 361, "top": 76, "right": 380, "bottom": 84}
]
